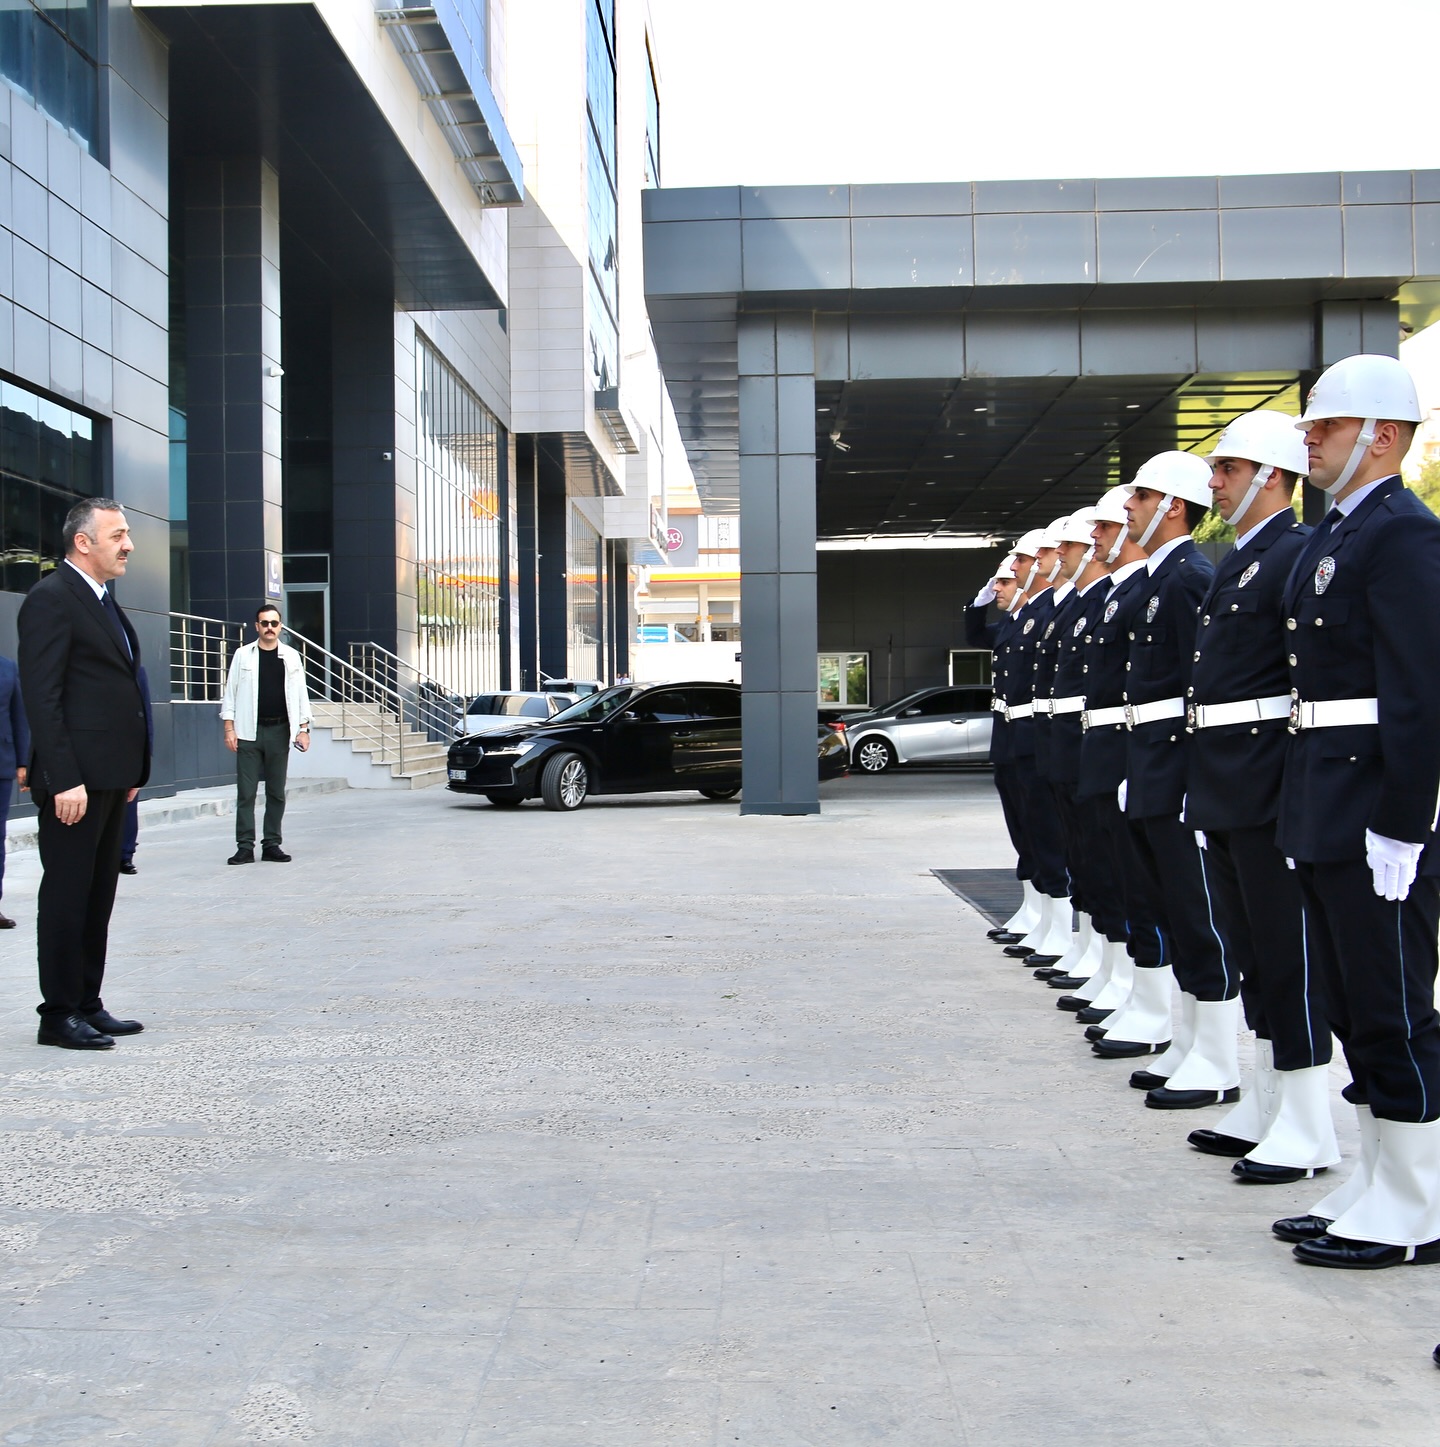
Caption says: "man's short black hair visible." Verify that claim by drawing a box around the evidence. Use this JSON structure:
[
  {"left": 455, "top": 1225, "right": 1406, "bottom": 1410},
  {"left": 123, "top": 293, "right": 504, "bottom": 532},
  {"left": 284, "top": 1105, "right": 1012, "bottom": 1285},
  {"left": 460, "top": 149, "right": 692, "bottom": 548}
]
[
  {"left": 256, "top": 604, "right": 282, "bottom": 622},
  {"left": 62, "top": 498, "right": 124, "bottom": 554},
  {"left": 1183, "top": 499, "right": 1211, "bottom": 532}
]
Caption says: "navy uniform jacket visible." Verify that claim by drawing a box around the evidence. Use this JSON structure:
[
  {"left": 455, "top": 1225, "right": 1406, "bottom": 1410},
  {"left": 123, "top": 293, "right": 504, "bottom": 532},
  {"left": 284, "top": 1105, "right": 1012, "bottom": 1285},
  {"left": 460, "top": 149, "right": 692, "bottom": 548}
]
[
  {"left": 1185, "top": 510, "right": 1310, "bottom": 833},
  {"left": 1049, "top": 575, "right": 1112, "bottom": 787},
  {"left": 1277, "top": 475, "right": 1440, "bottom": 867},
  {"left": 0, "top": 655, "right": 31, "bottom": 780},
  {"left": 1033, "top": 586, "right": 1083, "bottom": 784},
  {"left": 967, "top": 603, "right": 1014, "bottom": 766},
  {"left": 1076, "top": 566, "right": 1154, "bottom": 800},
  {"left": 995, "top": 590, "right": 1054, "bottom": 762},
  {"left": 1123, "top": 539, "right": 1214, "bottom": 820}
]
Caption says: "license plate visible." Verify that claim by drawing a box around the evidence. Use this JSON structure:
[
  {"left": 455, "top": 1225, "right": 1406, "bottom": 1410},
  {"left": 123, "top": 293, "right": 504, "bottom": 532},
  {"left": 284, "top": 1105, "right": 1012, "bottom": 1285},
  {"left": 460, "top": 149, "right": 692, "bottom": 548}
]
[{"left": 448, "top": 768, "right": 467, "bottom": 781}]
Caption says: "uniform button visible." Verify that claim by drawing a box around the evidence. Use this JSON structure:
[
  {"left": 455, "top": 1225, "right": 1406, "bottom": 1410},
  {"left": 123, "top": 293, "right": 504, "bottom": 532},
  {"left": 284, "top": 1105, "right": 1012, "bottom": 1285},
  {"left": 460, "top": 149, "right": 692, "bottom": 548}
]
[
  {"left": 1291, "top": 688, "right": 1299, "bottom": 698},
  {"left": 1230, "top": 603, "right": 1239, "bottom": 612},
  {"left": 1315, "top": 618, "right": 1323, "bottom": 626},
  {"left": 1082, "top": 665, "right": 1088, "bottom": 674},
  {"left": 1169, "top": 735, "right": 1176, "bottom": 742},
  {"left": 1193, "top": 651, "right": 1200, "bottom": 662},
  {"left": 1287, "top": 618, "right": 1296, "bottom": 630},
  {"left": 1203, "top": 615, "right": 1211, "bottom": 624},
  {"left": 1128, "top": 631, "right": 1135, "bottom": 640},
  {"left": 1349, "top": 756, "right": 1357, "bottom": 763},
  {"left": 1250, "top": 727, "right": 1258, "bottom": 735},
  {"left": 1125, "top": 662, "right": 1131, "bottom": 671},
  {"left": 1288, "top": 654, "right": 1298, "bottom": 667},
  {"left": 1186, "top": 686, "right": 1194, "bottom": 697}
]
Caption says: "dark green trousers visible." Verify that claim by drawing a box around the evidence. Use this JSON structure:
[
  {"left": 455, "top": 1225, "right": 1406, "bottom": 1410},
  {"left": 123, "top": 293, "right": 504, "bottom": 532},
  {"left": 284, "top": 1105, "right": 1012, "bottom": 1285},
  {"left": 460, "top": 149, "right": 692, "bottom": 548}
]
[{"left": 235, "top": 722, "right": 290, "bottom": 849}]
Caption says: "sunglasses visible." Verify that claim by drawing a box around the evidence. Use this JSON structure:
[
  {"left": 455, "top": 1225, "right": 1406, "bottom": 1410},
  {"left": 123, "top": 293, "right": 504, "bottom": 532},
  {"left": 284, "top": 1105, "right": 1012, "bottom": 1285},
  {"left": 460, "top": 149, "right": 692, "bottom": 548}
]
[{"left": 258, "top": 621, "right": 280, "bottom": 629}]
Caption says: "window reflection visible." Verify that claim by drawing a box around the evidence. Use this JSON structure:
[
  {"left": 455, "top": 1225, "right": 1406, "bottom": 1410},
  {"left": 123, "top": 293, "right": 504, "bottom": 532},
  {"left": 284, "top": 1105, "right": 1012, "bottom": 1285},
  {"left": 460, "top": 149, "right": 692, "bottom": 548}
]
[{"left": 0, "top": 0, "right": 101, "bottom": 155}]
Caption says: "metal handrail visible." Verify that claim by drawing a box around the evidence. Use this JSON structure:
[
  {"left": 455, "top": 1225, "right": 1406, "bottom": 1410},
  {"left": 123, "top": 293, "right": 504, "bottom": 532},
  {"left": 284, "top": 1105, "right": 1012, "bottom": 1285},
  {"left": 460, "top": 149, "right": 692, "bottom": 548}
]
[
  {"left": 170, "top": 612, "right": 245, "bottom": 702},
  {"left": 346, "top": 640, "right": 465, "bottom": 745}
]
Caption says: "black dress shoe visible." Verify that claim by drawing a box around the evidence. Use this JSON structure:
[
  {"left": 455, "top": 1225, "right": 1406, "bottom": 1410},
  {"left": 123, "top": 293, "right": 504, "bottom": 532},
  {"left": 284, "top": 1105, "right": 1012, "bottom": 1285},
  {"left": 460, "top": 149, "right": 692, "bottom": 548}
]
[
  {"left": 1033, "top": 966, "right": 1066, "bottom": 980},
  {"left": 1048, "top": 974, "right": 1089, "bottom": 990},
  {"left": 1055, "top": 995, "right": 1088, "bottom": 1012},
  {"left": 1076, "top": 1005, "right": 1113, "bottom": 1024},
  {"left": 1432, "top": 1343, "right": 1439, "bottom": 1368},
  {"left": 992, "top": 931, "right": 1024, "bottom": 945},
  {"left": 1233, "top": 1159, "right": 1326, "bottom": 1185},
  {"left": 1026, "top": 952, "right": 1063, "bottom": 967},
  {"left": 1272, "top": 1213, "right": 1333, "bottom": 1242},
  {"left": 1084, "top": 1023, "right": 1110, "bottom": 1042},
  {"left": 0, "top": 910, "right": 14, "bottom": 928},
  {"left": 986, "top": 926, "right": 1010, "bottom": 939},
  {"left": 1188, "top": 1128, "right": 1257, "bottom": 1158},
  {"left": 1002, "top": 943, "right": 1035, "bottom": 958},
  {"left": 1130, "top": 1069, "right": 1168, "bottom": 1090},
  {"left": 1094, "top": 1038, "right": 1171, "bottom": 1059},
  {"left": 1293, "top": 1233, "right": 1440, "bottom": 1269},
  {"left": 82, "top": 1010, "right": 143, "bottom": 1036},
  {"left": 261, "top": 845, "right": 291, "bottom": 862},
  {"left": 1145, "top": 1085, "right": 1240, "bottom": 1109},
  {"left": 119, "top": 860, "right": 137, "bottom": 875},
  {"left": 229, "top": 848, "right": 255, "bottom": 865},
  {"left": 37, "top": 1015, "right": 114, "bottom": 1050}
]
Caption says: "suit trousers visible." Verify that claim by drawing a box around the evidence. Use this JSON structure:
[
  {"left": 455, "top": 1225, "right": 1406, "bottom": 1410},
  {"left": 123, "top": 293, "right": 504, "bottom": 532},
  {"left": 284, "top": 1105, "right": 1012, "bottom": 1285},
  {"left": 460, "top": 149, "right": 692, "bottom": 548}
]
[
  {"left": 1129, "top": 812, "right": 1233, "bottom": 1000},
  {"left": 36, "top": 786, "right": 128, "bottom": 1019},
  {"left": 993, "top": 761, "right": 1032, "bottom": 883},
  {"left": 1200, "top": 825, "right": 1331, "bottom": 1071},
  {"left": 1297, "top": 861, "right": 1440, "bottom": 1123},
  {"left": 235, "top": 723, "right": 291, "bottom": 849},
  {"left": 1014, "top": 755, "right": 1067, "bottom": 897},
  {"left": 1091, "top": 795, "right": 1164, "bottom": 963},
  {"left": 1052, "top": 783, "right": 1091, "bottom": 919}
]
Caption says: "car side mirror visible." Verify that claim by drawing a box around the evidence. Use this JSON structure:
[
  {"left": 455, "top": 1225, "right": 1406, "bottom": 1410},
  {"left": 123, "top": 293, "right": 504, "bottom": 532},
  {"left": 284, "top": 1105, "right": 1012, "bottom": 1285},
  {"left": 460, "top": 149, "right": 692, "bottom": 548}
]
[
  {"left": 900, "top": 707, "right": 921, "bottom": 717},
  {"left": 620, "top": 710, "right": 640, "bottom": 722}
]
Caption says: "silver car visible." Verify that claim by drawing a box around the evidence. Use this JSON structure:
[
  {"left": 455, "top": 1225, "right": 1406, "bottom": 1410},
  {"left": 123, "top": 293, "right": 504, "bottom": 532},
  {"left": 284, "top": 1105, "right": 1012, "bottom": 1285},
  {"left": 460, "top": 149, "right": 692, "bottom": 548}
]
[
  {"left": 843, "top": 685, "right": 994, "bottom": 773},
  {"left": 454, "top": 691, "right": 578, "bottom": 737}
]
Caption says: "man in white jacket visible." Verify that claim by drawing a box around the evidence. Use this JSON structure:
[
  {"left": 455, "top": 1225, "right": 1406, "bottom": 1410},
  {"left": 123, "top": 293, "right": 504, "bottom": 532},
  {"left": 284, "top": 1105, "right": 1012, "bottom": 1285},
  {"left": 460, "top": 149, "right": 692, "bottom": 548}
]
[{"left": 220, "top": 604, "right": 312, "bottom": 864}]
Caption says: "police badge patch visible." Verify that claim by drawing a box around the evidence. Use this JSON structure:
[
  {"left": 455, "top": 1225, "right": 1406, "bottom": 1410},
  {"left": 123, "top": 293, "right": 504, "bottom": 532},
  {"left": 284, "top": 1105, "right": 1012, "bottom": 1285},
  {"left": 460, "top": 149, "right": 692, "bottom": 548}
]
[
  {"left": 1023, "top": 618, "right": 1036, "bottom": 634},
  {"left": 1103, "top": 600, "right": 1119, "bottom": 623},
  {"left": 1315, "top": 557, "right": 1336, "bottom": 595},
  {"left": 1073, "top": 617, "right": 1087, "bottom": 637},
  {"left": 1044, "top": 621, "right": 1056, "bottom": 639},
  {"left": 1145, "top": 596, "right": 1160, "bottom": 623},
  {"left": 1238, "top": 562, "right": 1260, "bottom": 588}
]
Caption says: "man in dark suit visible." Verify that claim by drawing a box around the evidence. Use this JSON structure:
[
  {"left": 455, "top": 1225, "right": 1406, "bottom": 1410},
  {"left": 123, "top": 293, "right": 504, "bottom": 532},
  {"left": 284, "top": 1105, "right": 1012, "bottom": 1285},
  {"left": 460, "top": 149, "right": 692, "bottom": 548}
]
[
  {"left": 18, "top": 498, "right": 150, "bottom": 1050},
  {"left": 0, "top": 653, "right": 31, "bottom": 928}
]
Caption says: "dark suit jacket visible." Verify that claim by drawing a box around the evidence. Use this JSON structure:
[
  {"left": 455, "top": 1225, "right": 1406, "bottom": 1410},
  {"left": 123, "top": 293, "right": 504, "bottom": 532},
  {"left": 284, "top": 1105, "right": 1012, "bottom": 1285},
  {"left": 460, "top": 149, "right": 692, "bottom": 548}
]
[
  {"left": 1185, "top": 510, "right": 1310, "bottom": 832},
  {"left": 1076, "top": 565, "right": 1153, "bottom": 800},
  {"left": 1048, "top": 574, "right": 1112, "bottom": 788},
  {"left": 1123, "top": 539, "right": 1214, "bottom": 820},
  {"left": 1277, "top": 476, "right": 1440, "bottom": 866},
  {"left": 999, "top": 590, "right": 1054, "bottom": 761},
  {"left": 966, "top": 603, "right": 1011, "bottom": 765},
  {"left": 0, "top": 654, "right": 31, "bottom": 780},
  {"left": 17, "top": 563, "right": 150, "bottom": 805}
]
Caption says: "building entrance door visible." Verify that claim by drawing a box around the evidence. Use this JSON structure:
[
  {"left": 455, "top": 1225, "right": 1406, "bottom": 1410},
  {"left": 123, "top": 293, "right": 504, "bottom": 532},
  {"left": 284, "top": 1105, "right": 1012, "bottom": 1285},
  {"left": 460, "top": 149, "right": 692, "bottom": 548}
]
[{"left": 283, "top": 584, "right": 330, "bottom": 653}]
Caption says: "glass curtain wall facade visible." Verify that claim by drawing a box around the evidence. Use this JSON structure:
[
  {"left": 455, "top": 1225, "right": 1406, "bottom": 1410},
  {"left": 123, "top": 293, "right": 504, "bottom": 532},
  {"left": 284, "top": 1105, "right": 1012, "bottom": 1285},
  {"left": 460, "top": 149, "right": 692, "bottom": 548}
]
[
  {"left": 0, "top": 0, "right": 100, "bottom": 155},
  {"left": 643, "top": 42, "right": 660, "bottom": 188},
  {"left": 415, "top": 337, "right": 504, "bottom": 696},
  {"left": 584, "top": 0, "right": 619, "bottom": 391},
  {"left": 567, "top": 505, "right": 602, "bottom": 681},
  {"left": 0, "top": 379, "right": 96, "bottom": 594}
]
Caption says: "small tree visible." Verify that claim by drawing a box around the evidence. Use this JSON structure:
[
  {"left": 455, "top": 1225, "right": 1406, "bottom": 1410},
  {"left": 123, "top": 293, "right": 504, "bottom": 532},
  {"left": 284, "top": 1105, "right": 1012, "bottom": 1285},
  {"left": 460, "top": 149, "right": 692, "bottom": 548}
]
[{"left": 1410, "top": 459, "right": 1440, "bottom": 517}]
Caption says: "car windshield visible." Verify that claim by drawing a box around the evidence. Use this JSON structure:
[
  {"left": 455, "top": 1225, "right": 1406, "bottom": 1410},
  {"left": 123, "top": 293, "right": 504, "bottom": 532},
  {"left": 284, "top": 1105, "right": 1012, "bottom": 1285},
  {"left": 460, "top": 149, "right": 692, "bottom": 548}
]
[
  {"left": 544, "top": 685, "right": 639, "bottom": 725},
  {"left": 876, "top": 691, "right": 928, "bottom": 716}
]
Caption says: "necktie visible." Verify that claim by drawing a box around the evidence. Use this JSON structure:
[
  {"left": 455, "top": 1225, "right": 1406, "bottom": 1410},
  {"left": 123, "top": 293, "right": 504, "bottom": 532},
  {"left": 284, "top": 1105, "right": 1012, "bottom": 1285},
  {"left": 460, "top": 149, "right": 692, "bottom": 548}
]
[{"left": 100, "top": 591, "right": 134, "bottom": 663}]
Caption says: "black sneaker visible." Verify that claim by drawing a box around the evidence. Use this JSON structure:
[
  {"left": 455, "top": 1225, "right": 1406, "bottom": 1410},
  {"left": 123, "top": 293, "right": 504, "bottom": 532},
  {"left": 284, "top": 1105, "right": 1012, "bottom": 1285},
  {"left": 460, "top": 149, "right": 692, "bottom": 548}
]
[
  {"left": 228, "top": 848, "right": 255, "bottom": 865},
  {"left": 261, "top": 845, "right": 291, "bottom": 863}
]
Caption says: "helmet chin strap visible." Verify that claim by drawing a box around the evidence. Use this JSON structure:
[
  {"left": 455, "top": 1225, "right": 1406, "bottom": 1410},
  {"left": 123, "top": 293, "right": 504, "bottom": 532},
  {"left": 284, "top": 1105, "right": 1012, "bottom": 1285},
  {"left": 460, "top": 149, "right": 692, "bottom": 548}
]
[
  {"left": 1080, "top": 543, "right": 1096, "bottom": 569},
  {"left": 1319, "top": 419, "right": 1377, "bottom": 496},
  {"left": 1023, "top": 560, "right": 1040, "bottom": 591},
  {"left": 1135, "top": 493, "right": 1174, "bottom": 552},
  {"left": 1104, "top": 529, "right": 1124, "bottom": 564},
  {"left": 1225, "top": 464, "right": 1272, "bottom": 531},
  {"left": 1046, "top": 554, "right": 1062, "bottom": 582}
]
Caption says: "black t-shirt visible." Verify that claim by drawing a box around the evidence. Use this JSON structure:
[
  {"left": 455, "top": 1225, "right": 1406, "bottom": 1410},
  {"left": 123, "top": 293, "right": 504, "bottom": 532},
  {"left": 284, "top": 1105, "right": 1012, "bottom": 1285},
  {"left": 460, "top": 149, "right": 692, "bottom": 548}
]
[{"left": 257, "top": 645, "right": 287, "bottom": 723}]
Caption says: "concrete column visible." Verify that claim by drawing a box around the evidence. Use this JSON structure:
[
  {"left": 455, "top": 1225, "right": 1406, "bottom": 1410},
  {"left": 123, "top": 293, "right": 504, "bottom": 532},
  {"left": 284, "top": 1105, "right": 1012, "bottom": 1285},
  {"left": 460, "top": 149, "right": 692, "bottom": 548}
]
[
  {"left": 738, "top": 312, "right": 818, "bottom": 815},
  {"left": 184, "top": 157, "right": 282, "bottom": 624}
]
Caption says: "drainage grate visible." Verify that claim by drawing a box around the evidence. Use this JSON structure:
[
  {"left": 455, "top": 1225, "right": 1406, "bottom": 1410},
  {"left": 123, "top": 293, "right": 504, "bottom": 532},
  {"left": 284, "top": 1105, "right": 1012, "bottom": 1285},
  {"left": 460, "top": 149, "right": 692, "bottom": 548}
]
[{"left": 931, "top": 869, "right": 1021, "bottom": 928}]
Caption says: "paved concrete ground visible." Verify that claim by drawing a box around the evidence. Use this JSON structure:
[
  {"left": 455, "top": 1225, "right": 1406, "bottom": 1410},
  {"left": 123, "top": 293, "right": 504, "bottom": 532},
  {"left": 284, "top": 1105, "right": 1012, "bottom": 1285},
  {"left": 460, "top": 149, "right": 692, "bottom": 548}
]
[{"left": 0, "top": 771, "right": 1435, "bottom": 1445}]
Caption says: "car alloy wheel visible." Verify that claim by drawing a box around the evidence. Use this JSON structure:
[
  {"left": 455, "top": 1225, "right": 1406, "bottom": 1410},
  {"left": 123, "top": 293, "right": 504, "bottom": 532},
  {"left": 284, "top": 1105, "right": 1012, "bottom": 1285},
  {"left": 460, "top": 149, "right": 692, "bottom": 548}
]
[
  {"left": 854, "top": 737, "right": 895, "bottom": 773},
  {"left": 541, "top": 751, "right": 589, "bottom": 810},
  {"left": 698, "top": 786, "right": 740, "bottom": 801}
]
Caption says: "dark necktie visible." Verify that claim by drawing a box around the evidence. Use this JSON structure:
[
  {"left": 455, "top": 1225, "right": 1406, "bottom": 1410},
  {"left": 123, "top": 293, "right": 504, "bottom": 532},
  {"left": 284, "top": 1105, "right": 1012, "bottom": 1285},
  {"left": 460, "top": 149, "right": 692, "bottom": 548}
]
[{"left": 100, "top": 591, "right": 134, "bottom": 663}]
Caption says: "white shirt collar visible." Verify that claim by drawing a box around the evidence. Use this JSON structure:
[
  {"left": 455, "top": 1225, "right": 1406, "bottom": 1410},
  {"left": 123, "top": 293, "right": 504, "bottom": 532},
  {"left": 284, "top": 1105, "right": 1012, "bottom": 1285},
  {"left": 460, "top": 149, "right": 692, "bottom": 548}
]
[
  {"left": 1110, "top": 559, "right": 1147, "bottom": 588},
  {"left": 1335, "top": 475, "right": 1394, "bottom": 517},
  {"left": 1145, "top": 535, "right": 1188, "bottom": 574},
  {"left": 1051, "top": 581, "right": 1074, "bottom": 605},
  {"left": 1233, "top": 507, "right": 1293, "bottom": 551},
  {"left": 1077, "top": 573, "right": 1109, "bottom": 596},
  {"left": 64, "top": 559, "right": 108, "bottom": 602}
]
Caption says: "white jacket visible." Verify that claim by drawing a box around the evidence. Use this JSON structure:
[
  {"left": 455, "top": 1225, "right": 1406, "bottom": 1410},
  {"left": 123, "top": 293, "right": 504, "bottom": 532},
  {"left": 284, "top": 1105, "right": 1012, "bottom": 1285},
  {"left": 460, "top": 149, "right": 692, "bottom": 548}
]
[{"left": 220, "top": 641, "right": 313, "bottom": 743}]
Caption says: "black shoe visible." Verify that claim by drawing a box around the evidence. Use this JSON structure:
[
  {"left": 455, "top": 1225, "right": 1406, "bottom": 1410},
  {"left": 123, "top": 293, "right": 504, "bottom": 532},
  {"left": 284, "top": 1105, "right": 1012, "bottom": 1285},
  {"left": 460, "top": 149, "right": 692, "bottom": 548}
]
[
  {"left": 261, "top": 845, "right": 291, "bottom": 862},
  {"left": 82, "top": 1010, "right": 144, "bottom": 1036},
  {"left": 1145, "top": 1085, "right": 1240, "bottom": 1109},
  {"left": 1055, "top": 995, "right": 1088, "bottom": 1012},
  {"left": 1033, "top": 966, "right": 1066, "bottom": 980},
  {"left": 119, "top": 860, "right": 137, "bottom": 875},
  {"left": 1002, "top": 943, "right": 1035, "bottom": 958},
  {"left": 1233, "top": 1159, "right": 1327, "bottom": 1185},
  {"left": 1188, "top": 1128, "right": 1257, "bottom": 1158},
  {"left": 229, "top": 849, "right": 255, "bottom": 865},
  {"left": 986, "top": 926, "right": 1010, "bottom": 939},
  {"left": 1130, "top": 1069, "right": 1168, "bottom": 1091},
  {"left": 37, "top": 1015, "right": 114, "bottom": 1050},
  {"left": 1093, "top": 1038, "right": 1172, "bottom": 1059},
  {"left": 0, "top": 910, "right": 14, "bottom": 929},
  {"left": 1076, "top": 1005, "right": 1113, "bottom": 1024},
  {"left": 1084, "top": 1023, "right": 1110, "bottom": 1042},
  {"left": 1293, "top": 1233, "right": 1440, "bottom": 1270},
  {"left": 992, "top": 931, "right": 1025, "bottom": 945},
  {"left": 1432, "top": 1343, "right": 1439, "bottom": 1368},
  {"left": 1048, "top": 974, "right": 1089, "bottom": 990},
  {"left": 1026, "top": 953, "right": 1063, "bottom": 967},
  {"left": 1272, "top": 1214, "right": 1333, "bottom": 1243}
]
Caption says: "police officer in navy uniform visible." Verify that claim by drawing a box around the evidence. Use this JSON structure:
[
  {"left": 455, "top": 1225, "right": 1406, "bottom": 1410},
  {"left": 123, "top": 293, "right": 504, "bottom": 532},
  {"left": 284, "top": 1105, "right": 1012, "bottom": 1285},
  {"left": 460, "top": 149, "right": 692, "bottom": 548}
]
[
  {"left": 967, "top": 558, "right": 1037, "bottom": 942},
  {"left": 1071, "top": 491, "right": 1166, "bottom": 1028},
  {"left": 1269, "top": 355, "right": 1440, "bottom": 1269},
  {"left": 1182, "top": 411, "right": 1339, "bottom": 1181}
]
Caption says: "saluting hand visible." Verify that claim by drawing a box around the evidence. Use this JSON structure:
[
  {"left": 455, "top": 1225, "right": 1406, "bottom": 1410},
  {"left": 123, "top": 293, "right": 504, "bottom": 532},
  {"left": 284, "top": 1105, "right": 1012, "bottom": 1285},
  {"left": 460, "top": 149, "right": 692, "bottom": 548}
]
[{"left": 54, "top": 784, "right": 87, "bottom": 825}]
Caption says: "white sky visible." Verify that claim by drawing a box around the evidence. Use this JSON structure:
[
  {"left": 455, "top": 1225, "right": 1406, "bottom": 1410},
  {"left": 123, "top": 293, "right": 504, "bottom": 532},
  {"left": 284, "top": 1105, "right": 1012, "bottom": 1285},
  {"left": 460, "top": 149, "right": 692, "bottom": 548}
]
[{"left": 647, "top": 0, "right": 1440, "bottom": 414}]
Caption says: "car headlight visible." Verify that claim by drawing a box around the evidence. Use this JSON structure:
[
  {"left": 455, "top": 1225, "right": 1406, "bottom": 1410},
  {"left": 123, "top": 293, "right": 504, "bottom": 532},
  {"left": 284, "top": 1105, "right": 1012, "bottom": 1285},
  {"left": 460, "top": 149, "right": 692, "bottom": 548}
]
[{"left": 484, "top": 740, "right": 540, "bottom": 758}]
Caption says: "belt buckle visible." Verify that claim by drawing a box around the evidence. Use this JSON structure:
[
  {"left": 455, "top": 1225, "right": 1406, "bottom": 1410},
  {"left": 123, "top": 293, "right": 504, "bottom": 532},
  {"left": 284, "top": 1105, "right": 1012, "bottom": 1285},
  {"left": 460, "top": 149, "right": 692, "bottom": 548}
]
[
  {"left": 1123, "top": 703, "right": 1135, "bottom": 730},
  {"left": 1288, "top": 699, "right": 1302, "bottom": 735},
  {"left": 1080, "top": 711, "right": 1090, "bottom": 733},
  {"left": 1185, "top": 703, "right": 1196, "bottom": 732}
]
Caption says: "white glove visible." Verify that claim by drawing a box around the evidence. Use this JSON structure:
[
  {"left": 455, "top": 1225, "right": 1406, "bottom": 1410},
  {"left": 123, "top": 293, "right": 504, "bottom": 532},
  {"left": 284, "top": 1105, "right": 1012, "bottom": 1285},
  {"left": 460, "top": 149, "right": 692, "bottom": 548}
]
[
  {"left": 1285, "top": 857, "right": 1296, "bottom": 871},
  {"left": 972, "top": 581, "right": 998, "bottom": 608},
  {"left": 1194, "top": 831, "right": 1207, "bottom": 851},
  {"left": 1365, "top": 829, "right": 1424, "bottom": 902},
  {"left": 1117, "top": 779, "right": 1128, "bottom": 812},
  {"left": 1179, "top": 793, "right": 1187, "bottom": 824}
]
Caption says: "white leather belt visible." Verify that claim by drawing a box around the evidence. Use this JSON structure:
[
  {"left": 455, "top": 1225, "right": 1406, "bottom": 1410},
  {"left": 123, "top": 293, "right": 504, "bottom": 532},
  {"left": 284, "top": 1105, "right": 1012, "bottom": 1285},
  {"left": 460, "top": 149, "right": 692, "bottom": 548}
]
[
  {"left": 991, "top": 697, "right": 1007, "bottom": 714},
  {"left": 1187, "top": 695, "right": 1292, "bottom": 731},
  {"left": 1050, "top": 696, "right": 1085, "bottom": 716},
  {"left": 1289, "top": 697, "right": 1379, "bottom": 733},
  {"left": 1032, "top": 699, "right": 1053, "bottom": 717},
  {"left": 1082, "top": 705, "right": 1127, "bottom": 731},
  {"left": 1125, "top": 697, "right": 1186, "bottom": 729},
  {"left": 1006, "top": 703, "right": 1035, "bottom": 721}
]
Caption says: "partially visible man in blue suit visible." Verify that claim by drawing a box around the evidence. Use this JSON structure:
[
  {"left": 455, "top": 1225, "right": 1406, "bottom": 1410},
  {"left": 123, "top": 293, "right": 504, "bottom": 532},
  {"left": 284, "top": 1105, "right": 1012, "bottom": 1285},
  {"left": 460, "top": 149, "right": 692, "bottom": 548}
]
[{"left": 0, "top": 653, "right": 32, "bottom": 929}]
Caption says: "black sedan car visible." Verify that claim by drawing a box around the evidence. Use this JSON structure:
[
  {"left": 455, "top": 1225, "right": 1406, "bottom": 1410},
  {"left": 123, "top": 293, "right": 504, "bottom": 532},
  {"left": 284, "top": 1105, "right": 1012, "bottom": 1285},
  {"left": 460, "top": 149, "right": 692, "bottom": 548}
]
[{"left": 447, "top": 681, "right": 848, "bottom": 810}]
